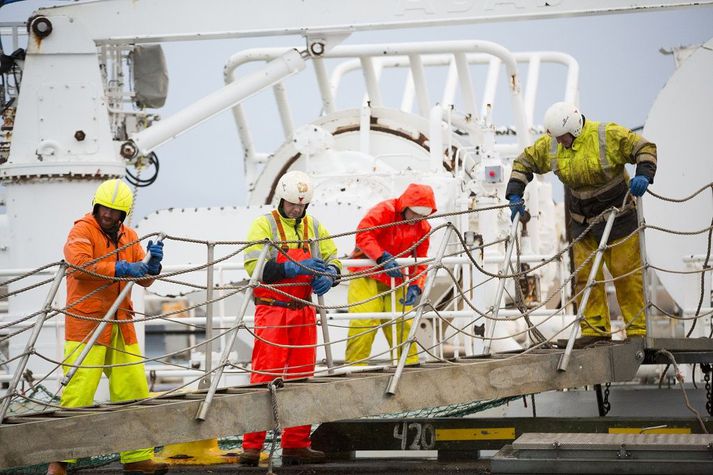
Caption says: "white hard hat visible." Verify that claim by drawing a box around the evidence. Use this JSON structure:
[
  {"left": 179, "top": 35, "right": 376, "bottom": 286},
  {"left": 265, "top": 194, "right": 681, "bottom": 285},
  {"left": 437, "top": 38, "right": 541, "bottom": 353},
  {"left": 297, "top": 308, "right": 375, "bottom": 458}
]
[
  {"left": 275, "top": 170, "right": 313, "bottom": 205},
  {"left": 543, "top": 102, "right": 583, "bottom": 138}
]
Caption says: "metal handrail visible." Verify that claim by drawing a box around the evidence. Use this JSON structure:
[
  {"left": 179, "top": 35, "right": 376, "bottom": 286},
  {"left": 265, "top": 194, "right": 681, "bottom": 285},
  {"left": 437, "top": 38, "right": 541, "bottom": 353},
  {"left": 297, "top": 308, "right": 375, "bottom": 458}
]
[
  {"left": 195, "top": 243, "right": 269, "bottom": 421},
  {"left": 483, "top": 213, "right": 521, "bottom": 355},
  {"left": 557, "top": 210, "right": 618, "bottom": 372},
  {"left": 312, "top": 241, "right": 334, "bottom": 374},
  {"left": 0, "top": 262, "right": 66, "bottom": 424},
  {"left": 385, "top": 225, "right": 454, "bottom": 396}
]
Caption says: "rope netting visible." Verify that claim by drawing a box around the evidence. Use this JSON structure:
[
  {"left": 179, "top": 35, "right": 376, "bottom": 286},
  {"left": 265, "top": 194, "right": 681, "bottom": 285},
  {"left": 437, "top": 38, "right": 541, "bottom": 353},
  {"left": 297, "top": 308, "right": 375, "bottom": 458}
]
[{"left": 1, "top": 184, "right": 712, "bottom": 471}]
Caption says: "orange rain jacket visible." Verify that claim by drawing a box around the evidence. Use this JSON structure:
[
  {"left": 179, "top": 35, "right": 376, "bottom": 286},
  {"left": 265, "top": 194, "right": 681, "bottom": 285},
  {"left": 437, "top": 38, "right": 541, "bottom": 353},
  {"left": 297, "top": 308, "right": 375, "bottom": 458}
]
[
  {"left": 349, "top": 184, "right": 437, "bottom": 289},
  {"left": 63, "top": 213, "right": 153, "bottom": 346}
]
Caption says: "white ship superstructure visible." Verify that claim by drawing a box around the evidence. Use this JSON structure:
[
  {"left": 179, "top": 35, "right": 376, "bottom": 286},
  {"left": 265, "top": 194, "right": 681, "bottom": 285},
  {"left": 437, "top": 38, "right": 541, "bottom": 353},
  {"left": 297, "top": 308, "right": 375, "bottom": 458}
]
[{"left": 0, "top": 1, "right": 712, "bottom": 472}]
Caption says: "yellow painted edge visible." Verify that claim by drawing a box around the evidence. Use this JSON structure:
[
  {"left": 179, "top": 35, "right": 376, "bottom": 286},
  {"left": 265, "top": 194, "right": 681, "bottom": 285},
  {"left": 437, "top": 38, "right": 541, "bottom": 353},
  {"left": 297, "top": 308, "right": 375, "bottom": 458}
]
[
  {"left": 436, "top": 427, "right": 516, "bottom": 441},
  {"left": 609, "top": 427, "right": 691, "bottom": 434}
]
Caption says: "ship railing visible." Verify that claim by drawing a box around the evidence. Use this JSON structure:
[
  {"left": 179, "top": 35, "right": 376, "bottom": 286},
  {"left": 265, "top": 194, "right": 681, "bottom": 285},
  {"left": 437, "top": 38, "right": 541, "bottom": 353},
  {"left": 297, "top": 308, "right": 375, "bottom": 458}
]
[
  {"left": 3, "top": 185, "right": 713, "bottom": 419},
  {"left": 222, "top": 41, "right": 579, "bottom": 187},
  {"left": 1, "top": 217, "right": 578, "bottom": 419}
]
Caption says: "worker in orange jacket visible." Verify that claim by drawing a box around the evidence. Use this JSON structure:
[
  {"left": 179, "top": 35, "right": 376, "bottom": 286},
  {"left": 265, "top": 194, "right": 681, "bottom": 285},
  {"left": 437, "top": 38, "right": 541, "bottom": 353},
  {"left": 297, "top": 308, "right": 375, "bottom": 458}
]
[
  {"left": 47, "top": 179, "right": 168, "bottom": 475},
  {"left": 345, "top": 183, "right": 437, "bottom": 366}
]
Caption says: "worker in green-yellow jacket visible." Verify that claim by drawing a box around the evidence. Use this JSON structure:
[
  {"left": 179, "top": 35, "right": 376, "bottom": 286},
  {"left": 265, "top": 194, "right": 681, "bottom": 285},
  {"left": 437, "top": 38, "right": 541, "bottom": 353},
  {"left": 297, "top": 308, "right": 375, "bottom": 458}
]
[
  {"left": 505, "top": 102, "right": 656, "bottom": 347},
  {"left": 240, "top": 170, "right": 341, "bottom": 466}
]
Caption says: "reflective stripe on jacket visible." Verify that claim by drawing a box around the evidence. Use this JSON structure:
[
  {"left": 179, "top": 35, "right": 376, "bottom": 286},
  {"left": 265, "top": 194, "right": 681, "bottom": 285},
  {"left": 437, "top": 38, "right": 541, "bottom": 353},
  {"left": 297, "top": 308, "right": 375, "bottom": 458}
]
[
  {"left": 506, "top": 120, "right": 657, "bottom": 241},
  {"left": 63, "top": 213, "right": 152, "bottom": 346},
  {"left": 508, "top": 120, "right": 656, "bottom": 198},
  {"left": 349, "top": 183, "right": 436, "bottom": 289},
  {"left": 244, "top": 209, "right": 341, "bottom": 300}
]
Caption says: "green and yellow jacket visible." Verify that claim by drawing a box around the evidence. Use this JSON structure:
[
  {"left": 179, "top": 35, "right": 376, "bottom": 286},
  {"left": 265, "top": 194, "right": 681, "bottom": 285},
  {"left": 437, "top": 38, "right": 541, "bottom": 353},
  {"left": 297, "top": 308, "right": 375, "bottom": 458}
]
[{"left": 506, "top": 119, "right": 656, "bottom": 241}]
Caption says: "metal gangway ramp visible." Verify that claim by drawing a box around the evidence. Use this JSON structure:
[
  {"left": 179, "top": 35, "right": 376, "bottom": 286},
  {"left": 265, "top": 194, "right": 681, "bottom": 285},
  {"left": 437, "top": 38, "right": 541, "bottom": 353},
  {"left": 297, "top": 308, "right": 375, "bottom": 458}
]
[
  {"left": 0, "top": 341, "right": 644, "bottom": 469},
  {"left": 2, "top": 187, "right": 711, "bottom": 470}
]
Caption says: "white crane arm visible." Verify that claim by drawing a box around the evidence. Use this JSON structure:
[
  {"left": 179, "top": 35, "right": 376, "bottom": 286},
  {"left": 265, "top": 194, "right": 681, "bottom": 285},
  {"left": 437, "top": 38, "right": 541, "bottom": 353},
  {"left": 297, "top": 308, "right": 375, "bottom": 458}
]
[{"left": 35, "top": 0, "right": 713, "bottom": 44}]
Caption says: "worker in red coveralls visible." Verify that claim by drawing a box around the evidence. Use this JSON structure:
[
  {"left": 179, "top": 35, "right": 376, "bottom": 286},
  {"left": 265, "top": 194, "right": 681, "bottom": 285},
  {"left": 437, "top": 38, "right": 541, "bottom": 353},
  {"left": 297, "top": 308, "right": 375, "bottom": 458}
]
[{"left": 240, "top": 171, "right": 341, "bottom": 466}]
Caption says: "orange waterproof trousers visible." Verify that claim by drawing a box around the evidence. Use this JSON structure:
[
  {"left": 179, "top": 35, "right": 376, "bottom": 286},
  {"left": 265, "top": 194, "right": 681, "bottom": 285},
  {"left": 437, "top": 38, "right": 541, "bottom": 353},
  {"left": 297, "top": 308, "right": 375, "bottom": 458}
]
[{"left": 242, "top": 304, "right": 316, "bottom": 450}]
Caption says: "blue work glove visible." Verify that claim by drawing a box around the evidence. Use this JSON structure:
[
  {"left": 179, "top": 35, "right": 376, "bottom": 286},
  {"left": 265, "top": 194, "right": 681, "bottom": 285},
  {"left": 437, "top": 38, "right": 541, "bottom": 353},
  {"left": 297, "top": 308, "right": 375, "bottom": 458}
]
[
  {"left": 508, "top": 194, "right": 526, "bottom": 221},
  {"left": 399, "top": 285, "right": 422, "bottom": 306},
  {"left": 312, "top": 266, "right": 338, "bottom": 296},
  {"left": 284, "top": 257, "right": 327, "bottom": 278},
  {"left": 629, "top": 175, "right": 650, "bottom": 197},
  {"left": 115, "top": 260, "right": 148, "bottom": 278},
  {"left": 146, "top": 240, "right": 164, "bottom": 275},
  {"left": 377, "top": 252, "right": 403, "bottom": 279}
]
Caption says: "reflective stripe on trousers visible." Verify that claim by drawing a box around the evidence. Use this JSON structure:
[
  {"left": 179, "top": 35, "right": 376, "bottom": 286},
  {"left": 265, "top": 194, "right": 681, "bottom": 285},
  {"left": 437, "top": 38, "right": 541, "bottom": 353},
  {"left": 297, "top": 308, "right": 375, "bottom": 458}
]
[
  {"left": 572, "top": 233, "right": 646, "bottom": 337},
  {"left": 60, "top": 325, "right": 153, "bottom": 464},
  {"left": 345, "top": 277, "right": 419, "bottom": 365},
  {"left": 242, "top": 304, "right": 316, "bottom": 450}
]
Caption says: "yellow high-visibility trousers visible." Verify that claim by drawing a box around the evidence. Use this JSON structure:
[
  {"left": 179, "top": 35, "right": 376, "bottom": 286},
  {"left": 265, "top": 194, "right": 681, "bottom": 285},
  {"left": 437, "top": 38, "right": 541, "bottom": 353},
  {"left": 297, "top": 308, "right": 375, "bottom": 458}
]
[
  {"left": 345, "top": 277, "right": 419, "bottom": 365},
  {"left": 572, "top": 232, "right": 646, "bottom": 337},
  {"left": 61, "top": 325, "right": 153, "bottom": 464}
]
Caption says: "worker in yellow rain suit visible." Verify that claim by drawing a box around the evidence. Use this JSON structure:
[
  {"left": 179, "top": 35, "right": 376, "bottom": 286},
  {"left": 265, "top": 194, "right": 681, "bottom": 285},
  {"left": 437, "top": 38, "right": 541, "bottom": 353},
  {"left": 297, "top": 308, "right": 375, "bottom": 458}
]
[
  {"left": 505, "top": 102, "right": 657, "bottom": 347},
  {"left": 345, "top": 183, "right": 437, "bottom": 365}
]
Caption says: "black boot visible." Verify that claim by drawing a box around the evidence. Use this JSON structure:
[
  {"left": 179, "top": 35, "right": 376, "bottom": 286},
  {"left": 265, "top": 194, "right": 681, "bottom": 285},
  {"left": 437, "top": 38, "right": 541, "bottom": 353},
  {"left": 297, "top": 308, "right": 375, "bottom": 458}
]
[{"left": 281, "top": 447, "right": 326, "bottom": 465}]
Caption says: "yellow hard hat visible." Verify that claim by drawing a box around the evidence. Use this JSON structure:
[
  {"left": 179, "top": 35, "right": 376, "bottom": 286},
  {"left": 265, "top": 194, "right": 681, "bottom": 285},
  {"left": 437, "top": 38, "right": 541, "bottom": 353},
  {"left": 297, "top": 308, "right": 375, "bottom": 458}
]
[{"left": 92, "top": 179, "right": 133, "bottom": 215}]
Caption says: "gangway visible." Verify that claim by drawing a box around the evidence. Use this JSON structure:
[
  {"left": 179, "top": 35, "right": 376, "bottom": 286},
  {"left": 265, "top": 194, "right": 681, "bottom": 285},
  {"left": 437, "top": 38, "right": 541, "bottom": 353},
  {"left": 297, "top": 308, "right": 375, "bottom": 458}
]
[{"left": 0, "top": 340, "right": 644, "bottom": 469}]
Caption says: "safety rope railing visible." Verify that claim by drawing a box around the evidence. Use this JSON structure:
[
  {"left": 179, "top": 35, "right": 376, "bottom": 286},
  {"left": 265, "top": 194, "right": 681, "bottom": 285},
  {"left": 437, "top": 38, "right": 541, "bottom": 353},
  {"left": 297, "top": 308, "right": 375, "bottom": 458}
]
[{"left": 1, "top": 183, "right": 712, "bottom": 422}]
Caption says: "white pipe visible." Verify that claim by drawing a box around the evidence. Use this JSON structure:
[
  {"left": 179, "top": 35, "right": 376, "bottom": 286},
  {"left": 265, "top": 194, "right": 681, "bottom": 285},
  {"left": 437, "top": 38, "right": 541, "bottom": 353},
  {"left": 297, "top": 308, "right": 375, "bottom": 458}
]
[
  {"left": 222, "top": 43, "right": 576, "bottom": 144},
  {"left": 454, "top": 52, "right": 477, "bottom": 118},
  {"left": 400, "top": 71, "right": 416, "bottom": 113},
  {"left": 408, "top": 54, "right": 430, "bottom": 116},
  {"left": 231, "top": 104, "right": 257, "bottom": 172},
  {"left": 360, "top": 56, "right": 383, "bottom": 106},
  {"left": 313, "top": 57, "right": 336, "bottom": 114},
  {"left": 481, "top": 57, "right": 501, "bottom": 121},
  {"left": 429, "top": 105, "right": 444, "bottom": 171},
  {"left": 524, "top": 55, "right": 541, "bottom": 129},
  {"left": 442, "top": 59, "right": 458, "bottom": 106},
  {"left": 130, "top": 49, "right": 305, "bottom": 156},
  {"left": 273, "top": 81, "right": 294, "bottom": 139}
]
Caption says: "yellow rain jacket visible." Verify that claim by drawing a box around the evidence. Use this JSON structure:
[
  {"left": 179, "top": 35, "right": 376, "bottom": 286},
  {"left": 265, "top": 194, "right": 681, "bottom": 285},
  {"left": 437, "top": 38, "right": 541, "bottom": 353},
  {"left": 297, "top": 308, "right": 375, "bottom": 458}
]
[
  {"left": 244, "top": 210, "right": 342, "bottom": 287},
  {"left": 506, "top": 120, "right": 656, "bottom": 241}
]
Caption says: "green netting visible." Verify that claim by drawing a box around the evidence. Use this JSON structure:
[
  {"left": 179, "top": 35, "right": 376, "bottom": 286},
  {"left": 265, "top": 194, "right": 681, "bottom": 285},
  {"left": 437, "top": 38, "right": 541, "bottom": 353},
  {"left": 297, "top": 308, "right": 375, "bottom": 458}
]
[
  {"left": 0, "top": 455, "right": 120, "bottom": 475},
  {"left": 363, "top": 395, "right": 525, "bottom": 419}
]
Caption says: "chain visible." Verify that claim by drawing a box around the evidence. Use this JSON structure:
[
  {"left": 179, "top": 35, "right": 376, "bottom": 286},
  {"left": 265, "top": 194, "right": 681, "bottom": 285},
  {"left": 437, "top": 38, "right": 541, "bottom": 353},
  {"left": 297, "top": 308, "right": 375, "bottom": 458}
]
[
  {"left": 602, "top": 382, "right": 611, "bottom": 415},
  {"left": 266, "top": 378, "right": 284, "bottom": 474},
  {"left": 126, "top": 167, "right": 141, "bottom": 227},
  {"left": 702, "top": 364, "right": 712, "bottom": 416}
]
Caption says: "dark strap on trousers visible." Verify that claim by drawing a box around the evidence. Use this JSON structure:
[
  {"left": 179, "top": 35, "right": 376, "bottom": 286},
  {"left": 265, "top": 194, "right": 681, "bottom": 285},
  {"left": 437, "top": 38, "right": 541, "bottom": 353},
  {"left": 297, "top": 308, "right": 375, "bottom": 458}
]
[{"left": 254, "top": 297, "right": 311, "bottom": 310}]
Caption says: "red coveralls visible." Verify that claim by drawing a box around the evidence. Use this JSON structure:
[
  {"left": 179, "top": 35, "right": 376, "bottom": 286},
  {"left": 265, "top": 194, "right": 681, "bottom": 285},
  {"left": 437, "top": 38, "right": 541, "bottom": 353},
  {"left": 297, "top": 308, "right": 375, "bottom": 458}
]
[{"left": 243, "top": 210, "right": 317, "bottom": 450}]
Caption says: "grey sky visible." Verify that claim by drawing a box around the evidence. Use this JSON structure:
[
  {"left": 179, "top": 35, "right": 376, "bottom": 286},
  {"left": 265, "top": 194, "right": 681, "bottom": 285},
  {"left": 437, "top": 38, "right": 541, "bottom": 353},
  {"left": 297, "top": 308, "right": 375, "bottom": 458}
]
[{"left": 3, "top": 1, "right": 713, "bottom": 219}]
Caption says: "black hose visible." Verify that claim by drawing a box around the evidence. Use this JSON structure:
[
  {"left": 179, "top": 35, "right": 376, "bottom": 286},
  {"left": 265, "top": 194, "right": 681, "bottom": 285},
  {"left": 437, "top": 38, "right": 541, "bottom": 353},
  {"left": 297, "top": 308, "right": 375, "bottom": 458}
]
[{"left": 125, "top": 152, "right": 159, "bottom": 188}]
